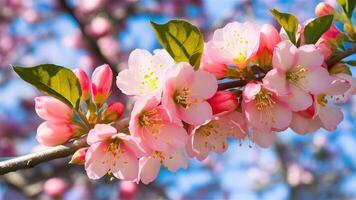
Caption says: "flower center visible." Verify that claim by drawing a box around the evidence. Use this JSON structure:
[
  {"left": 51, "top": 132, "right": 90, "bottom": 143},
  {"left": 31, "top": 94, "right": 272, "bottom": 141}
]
[
  {"left": 141, "top": 72, "right": 159, "bottom": 92},
  {"left": 286, "top": 65, "right": 308, "bottom": 85},
  {"left": 138, "top": 108, "right": 164, "bottom": 134},
  {"left": 255, "top": 88, "right": 275, "bottom": 111},
  {"left": 106, "top": 137, "right": 122, "bottom": 155},
  {"left": 317, "top": 94, "right": 328, "bottom": 107},
  {"left": 174, "top": 87, "right": 192, "bottom": 109}
]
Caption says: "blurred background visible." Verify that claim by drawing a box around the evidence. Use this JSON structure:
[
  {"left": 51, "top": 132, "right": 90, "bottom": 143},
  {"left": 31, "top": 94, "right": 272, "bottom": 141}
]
[{"left": 0, "top": 0, "right": 355, "bottom": 199}]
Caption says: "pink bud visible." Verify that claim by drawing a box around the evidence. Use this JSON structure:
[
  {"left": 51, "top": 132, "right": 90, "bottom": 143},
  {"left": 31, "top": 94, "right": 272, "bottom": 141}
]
[
  {"left": 35, "top": 96, "right": 72, "bottom": 122},
  {"left": 119, "top": 181, "right": 137, "bottom": 199},
  {"left": 315, "top": 2, "right": 335, "bottom": 17},
  {"left": 200, "top": 49, "right": 227, "bottom": 79},
  {"left": 207, "top": 91, "right": 239, "bottom": 115},
  {"left": 74, "top": 69, "right": 90, "bottom": 101},
  {"left": 44, "top": 177, "right": 68, "bottom": 197},
  {"left": 102, "top": 102, "right": 124, "bottom": 122},
  {"left": 91, "top": 64, "right": 113, "bottom": 104},
  {"left": 69, "top": 147, "right": 89, "bottom": 165},
  {"left": 257, "top": 24, "right": 281, "bottom": 55},
  {"left": 322, "top": 24, "right": 341, "bottom": 40},
  {"left": 36, "top": 122, "right": 74, "bottom": 146}
]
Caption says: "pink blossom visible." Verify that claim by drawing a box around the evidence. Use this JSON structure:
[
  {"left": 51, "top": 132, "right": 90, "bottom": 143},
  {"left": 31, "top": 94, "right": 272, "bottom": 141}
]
[
  {"left": 330, "top": 73, "right": 356, "bottom": 103},
  {"left": 138, "top": 149, "right": 188, "bottom": 184},
  {"left": 242, "top": 82, "right": 292, "bottom": 147},
  {"left": 186, "top": 111, "right": 247, "bottom": 161},
  {"left": 315, "top": 2, "right": 335, "bottom": 17},
  {"left": 206, "top": 21, "right": 260, "bottom": 68},
  {"left": 257, "top": 24, "right": 281, "bottom": 55},
  {"left": 263, "top": 40, "right": 331, "bottom": 111},
  {"left": 44, "top": 178, "right": 68, "bottom": 197},
  {"left": 200, "top": 46, "right": 227, "bottom": 79},
  {"left": 316, "top": 38, "right": 332, "bottom": 60},
  {"left": 36, "top": 121, "right": 74, "bottom": 146},
  {"left": 97, "top": 36, "right": 120, "bottom": 63},
  {"left": 102, "top": 102, "right": 125, "bottom": 122},
  {"left": 116, "top": 49, "right": 174, "bottom": 98},
  {"left": 70, "top": 147, "right": 89, "bottom": 165},
  {"left": 321, "top": 23, "right": 341, "bottom": 40},
  {"left": 162, "top": 62, "right": 217, "bottom": 125},
  {"left": 35, "top": 96, "right": 73, "bottom": 122},
  {"left": 119, "top": 181, "right": 138, "bottom": 199},
  {"left": 129, "top": 96, "right": 188, "bottom": 153},
  {"left": 207, "top": 91, "right": 238, "bottom": 115},
  {"left": 91, "top": 64, "right": 112, "bottom": 104},
  {"left": 86, "top": 16, "right": 110, "bottom": 37},
  {"left": 74, "top": 68, "right": 90, "bottom": 101},
  {"left": 85, "top": 124, "right": 145, "bottom": 180}
]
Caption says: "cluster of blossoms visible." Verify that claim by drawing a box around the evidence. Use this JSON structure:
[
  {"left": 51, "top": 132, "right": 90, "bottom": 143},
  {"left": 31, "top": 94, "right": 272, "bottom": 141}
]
[{"left": 32, "top": 2, "right": 355, "bottom": 184}]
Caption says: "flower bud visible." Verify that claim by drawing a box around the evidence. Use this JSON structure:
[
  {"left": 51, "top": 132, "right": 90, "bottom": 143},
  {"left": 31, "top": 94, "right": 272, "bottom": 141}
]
[
  {"left": 74, "top": 69, "right": 90, "bottom": 101},
  {"left": 207, "top": 91, "right": 239, "bottom": 115},
  {"left": 315, "top": 2, "right": 335, "bottom": 17},
  {"left": 44, "top": 177, "right": 68, "bottom": 198},
  {"left": 91, "top": 64, "right": 113, "bottom": 105},
  {"left": 257, "top": 24, "right": 281, "bottom": 55},
  {"left": 119, "top": 181, "right": 137, "bottom": 199},
  {"left": 102, "top": 102, "right": 124, "bottom": 122},
  {"left": 200, "top": 50, "right": 227, "bottom": 79},
  {"left": 69, "top": 147, "right": 89, "bottom": 165},
  {"left": 36, "top": 122, "right": 74, "bottom": 146},
  {"left": 35, "top": 96, "right": 73, "bottom": 122}
]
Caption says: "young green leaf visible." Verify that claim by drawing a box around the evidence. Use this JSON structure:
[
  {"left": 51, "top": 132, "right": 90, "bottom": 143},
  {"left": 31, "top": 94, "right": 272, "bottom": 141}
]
[
  {"left": 150, "top": 20, "right": 204, "bottom": 70},
  {"left": 13, "top": 64, "right": 82, "bottom": 110},
  {"left": 304, "top": 15, "right": 334, "bottom": 44},
  {"left": 337, "top": 0, "right": 356, "bottom": 18},
  {"left": 270, "top": 9, "right": 299, "bottom": 45}
]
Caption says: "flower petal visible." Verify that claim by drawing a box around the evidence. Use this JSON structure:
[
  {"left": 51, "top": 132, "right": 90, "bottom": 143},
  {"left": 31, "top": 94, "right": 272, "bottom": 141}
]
[
  {"left": 178, "top": 101, "right": 213, "bottom": 125},
  {"left": 318, "top": 106, "right": 343, "bottom": 131},
  {"left": 87, "top": 124, "right": 117, "bottom": 145},
  {"left": 252, "top": 130, "right": 276, "bottom": 148},
  {"left": 263, "top": 69, "right": 288, "bottom": 95},
  {"left": 281, "top": 85, "right": 313, "bottom": 111},
  {"left": 296, "top": 44, "right": 324, "bottom": 69},
  {"left": 112, "top": 147, "right": 139, "bottom": 181},
  {"left": 190, "top": 70, "right": 217, "bottom": 98},
  {"left": 138, "top": 156, "right": 161, "bottom": 184},
  {"left": 163, "top": 149, "right": 188, "bottom": 172},
  {"left": 85, "top": 142, "right": 112, "bottom": 180},
  {"left": 300, "top": 67, "right": 331, "bottom": 95},
  {"left": 271, "top": 104, "right": 292, "bottom": 130},
  {"left": 272, "top": 40, "right": 297, "bottom": 72},
  {"left": 290, "top": 112, "right": 321, "bottom": 135}
]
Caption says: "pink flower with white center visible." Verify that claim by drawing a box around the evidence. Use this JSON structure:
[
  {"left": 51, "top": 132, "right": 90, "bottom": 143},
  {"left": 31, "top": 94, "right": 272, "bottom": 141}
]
[
  {"left": 129, "top": 96, "right": 188, "bottom": 153},
  {"left": 186, "top": 111, "right": 247, "bottom": 161},
  {"left": 206, "top": 21, "right": 260, "bottom": 68},
  {"left": 263, "top": 40, "right": 331, "bottom": 111},
  {"left": 85, "top": 124, "right": 145, "bottom": 181},
  {"left": 162, "top": 62, "right": 217, "bottom": 125},
  {"left": 291, "top": 78, "right": 351, "bottom": 134},
  {"left": 242, "top": 82, "right": 292, "bottom": 147},
  {"left": 116, "top": 49, "right": 174, "bottom": 99},
  {"left": 138, "top": 148, "right": 188, "bottom": 184}
]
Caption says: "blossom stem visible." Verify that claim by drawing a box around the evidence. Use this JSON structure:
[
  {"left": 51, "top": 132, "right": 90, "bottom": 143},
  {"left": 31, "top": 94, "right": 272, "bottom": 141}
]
[{"left": 326, "top": 45, "right": 356, "bottom": 68}]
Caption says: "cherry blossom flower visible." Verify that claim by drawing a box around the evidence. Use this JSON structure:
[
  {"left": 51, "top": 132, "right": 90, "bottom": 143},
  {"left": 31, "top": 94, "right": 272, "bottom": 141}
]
[
  {"left": 35, "top": 96, "right": 73, "bottom": 122},
  {"left": 162, "top": 62, "right": 217, "bottom": 125},
  {"left": 206, "top": 21, "right": 260, "bottom": 68},
  {"left": 129, "top": 96, "right": 188, "bottom": 153},
  {"left": 138, "top": 149, "right": 188, "bottom": 184},
  {"left": 263, "top": 40, "right": 331, "bottom": 111},
  {"left": 116, "top": 49, "right": 174, "bottom": 99},
  {"left": 186, "top": 111, "right": 247, "bottom": 161},
  {"left": 242, "top": 82, "right": 292, "bottom": 147},
  {"left": 85, "top": 124, "right": 145, "bottom": 181},
  {"left": 200, "top": 45, "right": 228, "bottom": 79}
]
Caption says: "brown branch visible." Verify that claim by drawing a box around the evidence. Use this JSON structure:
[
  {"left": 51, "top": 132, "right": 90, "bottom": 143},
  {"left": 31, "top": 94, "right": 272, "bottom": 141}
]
[
  {"left": 326, "top": 45, "right": 356, "bottom": 68},
  {"left": 58, "top": 0, "right": 117, "bottom": 73}
]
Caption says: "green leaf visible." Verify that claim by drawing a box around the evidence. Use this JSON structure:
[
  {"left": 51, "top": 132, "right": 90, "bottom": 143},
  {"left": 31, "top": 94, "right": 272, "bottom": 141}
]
[
  {"left": 270, "top": 9, "right": 299, "bottom": 45},
  {"left": 13, "top": 64, "right": 82, "bottom": 110},
  {"left": 337, "top": 0, "right": 356, "bottom": 18},
  {"left": 150, "top": 20, "right": 204, "bottom": 70},
  {"left": 304, "top": 15, "right": 334, "bottom": 44},
  {"left": 343, "top": 60, "right": 356, "bottom": 66}
]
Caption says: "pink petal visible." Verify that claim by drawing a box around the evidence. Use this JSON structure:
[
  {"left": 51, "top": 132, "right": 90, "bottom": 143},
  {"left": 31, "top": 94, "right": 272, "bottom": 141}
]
[
  {"left": 271, "top": 104, "right": 292, "bottom": 130},
  {"left": 290, "top": 112, "right": 321, "bottom": 135},
  {"left": 114, "top": 133, "right": 147, "bottom": 157},
  {"left": 263, "top": 69, "right": 288, "bottom": 95},
  {"left": 116, "top": 69, "right": 140, "bottom": 95},
  {"left": 242, "top": 82, "right": 261, "bottom": 101},
  {"left": 281, "top": 85, "right": 313, "bottom": 111},
  {"left": 173, "top": 62, "right": 194, "bottom": 89},
  {"left": 190, "top": 70, "right": 217, "bottom": 98},
  {"left": 318, "top": 106, "right": 343, "bottom": 131},
  {"left": 162, "top": 149, "right": 188, "bottom": 172},
  {"left": 112, "top": 147, "right": 139, "bottom": 181},
  {"left": 296, "top": 45, "right": 324, "bottom": 69},
  {"left": 272, "top": 40, "right": 297, "bottom": 72},
  {"left": 252, "top": 130, "right": 276, "bottom": 148},
  {"left": 191, "top": 129, "right": 210, "bottom": 161},
  {"left": 244, "top": 102, "right": 270, "bottom": 133},
  {"left": 178, "top": 101, "right": 212, "bottom": 125},
  {"left": 87, "top": 124, "right": 117, "bottom": 145},
  {"left": 138, "top": 156, "right": 161, "bottom": 184},
  {"left": 300, "top": 67, "right": 331, "bottom": 95},
  {"left": 327, "top": 76, "right": 351, "bottom": 96},
  {"left": 85, "top": 142, "right": 112, "bottom": 179}
]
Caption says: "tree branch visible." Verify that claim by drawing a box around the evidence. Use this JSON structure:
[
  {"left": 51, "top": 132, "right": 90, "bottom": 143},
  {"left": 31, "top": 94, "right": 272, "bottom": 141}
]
[{"left": 326, "top": 45, "right": 356, "bottom": 68}]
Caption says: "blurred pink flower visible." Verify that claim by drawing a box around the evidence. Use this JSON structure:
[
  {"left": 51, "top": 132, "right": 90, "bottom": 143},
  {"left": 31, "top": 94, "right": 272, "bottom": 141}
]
[
  {"left": 97, "top": 36, "right": 120, "bottom": 63},
  {"left": 86, "top": 16, "right": 110, "bottom": 37},
  {"left": 44, "top": 177, "right": 68, "bottom": 197},
  {"left": 315, "top": 2, "right": 335, "bottom": 17}
]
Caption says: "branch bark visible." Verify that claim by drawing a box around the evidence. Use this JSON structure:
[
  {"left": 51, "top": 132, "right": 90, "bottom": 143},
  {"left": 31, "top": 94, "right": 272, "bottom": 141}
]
[{"left": 326, "top": 45, "right": 356, "bottom": 68}]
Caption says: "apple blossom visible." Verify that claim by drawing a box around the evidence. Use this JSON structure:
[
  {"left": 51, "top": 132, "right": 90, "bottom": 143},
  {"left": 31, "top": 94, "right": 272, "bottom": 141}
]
[
  {"left": 36, "top": 121, "right": 75, "bottom": 146},
  {"left": 85, "top": 124, "right": 145, "bottom": 180},
  {"left": 35, "top": 96, "right": 73, "bottom": 122},
  {"left": 186, "top": 111, "right": 247, "bottom": 161},
  {"left": 207, "top": 91, "right": 239, "bottom": 115},
  {"left": 206, "top": 21, "right": 260, "bottom": 68},
  {"left": 138, "top": 148, "right": 188, "bottom": 184},
  {"left": 200, "top": 46, "right": 228, "bottom": 79},
  {"left": 129, "top": 96, "right": 188, "bottom": 152},
  {"left": 116, "top": 49, "right": 174, "bottom": 98},
  {"left": 162, "top": 62, "right": 217, "bottom": 125},
  {"left": 91, "top": 64, "right": 113, "bottom": 105}
]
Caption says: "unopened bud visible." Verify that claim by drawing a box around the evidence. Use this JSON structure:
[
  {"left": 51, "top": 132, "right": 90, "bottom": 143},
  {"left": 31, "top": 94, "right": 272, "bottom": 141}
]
[
  {"left": 207, "top": 91, "right": 239, "bottom": 115},
  {"left": 315, "top": 2, "right": 335, "bottom": 17},
  {"left": 69, "top": 147, "right": 89, "bottom": 165},
  {"left": 102, "top": 102, "right": 125, "bottom": 122}
]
